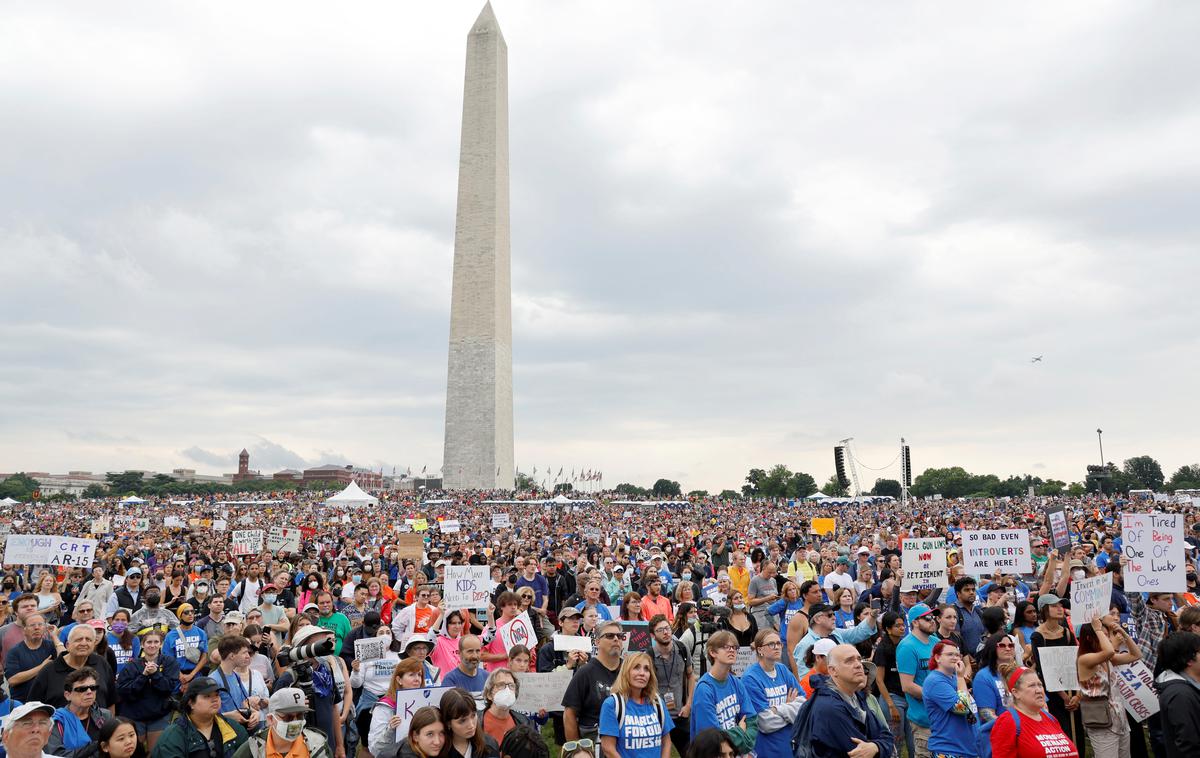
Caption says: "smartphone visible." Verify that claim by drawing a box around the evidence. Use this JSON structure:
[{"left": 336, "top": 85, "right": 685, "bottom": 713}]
[
  {"left": 870, "top": 598, "right": 881, "bottom": 612},
  {"left": 475, "top": 608, "right": 489, "bottom": 625}
]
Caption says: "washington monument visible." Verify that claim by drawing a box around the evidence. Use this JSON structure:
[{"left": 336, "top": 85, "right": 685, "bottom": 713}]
[{"left": 443, "top": 2, "right": 514, "bottom": 490}]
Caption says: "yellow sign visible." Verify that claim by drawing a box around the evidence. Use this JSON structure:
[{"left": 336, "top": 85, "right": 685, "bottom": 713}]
[
  {"left": 810, "top": 518, "right": 836, "bottom": 536},
  {"left": 413, "top": 519, "right": 429, "bottom": 532}
]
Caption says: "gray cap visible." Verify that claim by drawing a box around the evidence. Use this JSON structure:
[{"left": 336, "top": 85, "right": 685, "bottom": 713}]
[
  {"left": 269, "top": 688, "right": 310, "bottom": 714},
  {"left": 1037, "top": 593, "right": 1063, "bottom": 611}
]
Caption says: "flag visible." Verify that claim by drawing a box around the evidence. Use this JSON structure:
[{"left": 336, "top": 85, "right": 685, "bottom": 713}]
[
  {"left": 557, "top": 467, "right": 563, "bottom": 478},
  {"left": 422, "top": 465, "right": 427, "bottom": 474},
  {"left": 496, "top": 466, "right": 501, "bottom": 476}
]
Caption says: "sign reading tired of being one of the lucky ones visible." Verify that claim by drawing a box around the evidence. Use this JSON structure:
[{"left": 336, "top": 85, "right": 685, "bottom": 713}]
[
  {"left": 1121, "top": 513, "right": 1185, "bottom": 592},
  {"left": 1045, "top": 502, "right": 1073, "bottom": 553},
  {"left": 231, "top": 529, "right": 264, "bottom": 556},
  {"left": 394, "top": 687, "right": 452, "bottom": 741},
  {"left": 902, "top": 538, "right": 948, "bottom": 590},
  {"left": 444, "top": 565, "right": 491, "bottom": 610},
  {"left": 960, "top": 529, "right": 1032, "bottom": 576},
  {"left": 1070, "top": 573, "right": 1113, "bottom": 632},
  {"left": 266, "top": 527, "right": 302, "bottom": 554},
  {"left": 4, "top": 535, "right": 98, "bottom": 568}
]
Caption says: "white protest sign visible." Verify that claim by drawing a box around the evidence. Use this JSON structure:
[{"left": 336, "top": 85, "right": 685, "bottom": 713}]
[
  {"left": 163, "top": 516, "right": 185, "bottom": 528},
  {"left": 354, "top": 637, "right": 386, "bottom": 662},
  {"left": 960, "top": 529, "right": 1032, "bottom": 575},
  {"left": 1113, "top": 660, "right": 1159, "bottom": 721},
  {"left": 732, "top": 647, "right": 756, "bottom": 676},
  {"left": 1121, "top": 513, "right": 1184, "bottom": 592},
  {"left": 213, "top": 520, "right": 227, "bottom": 531},
  {"left": 1071, "top": 573, "right": 1113, "bottom": 631},
  {"left": 114, "top": 516, "right": 150, "bottom": 532},
  {"left": 394, "top": 687, "right": 453, "bottom": 740},
  {"left": 440, "top": 520, "right": 461, "bottom": 534},
  {"left": 498, "top": 611, "right": 534, "bottom": 651},
  {"left": 492, "top": 513, "right": 511, "bottom": 529},
  {"left": 553, "top": 634, "right": 591, "bottom": 652},
  {"left": 267, "top": 527, "right": 302, "bottom": 554},
  {"left": 1037, "top": 646, "right": 1080, "bottom": 692},
  {"left": 902, "top": 538, "right": 948, "bottom": 590},
  {"left": 3, "top": 535, "right": 98, "bottom": 568},
  {"left": 444, "top": 565, "right": 491, "bottom": 610},
  {"left": 231, "top": 530, "right": 264, "bottom": 556},
  {"left": 90, "top": 518, "right": 110, "bottom": 533},
  {"left": 513, "top": 670, "right": 572, "bottom": 712},
  {"left": 238, "top": 515, "right": 255, "bottom": 525}
]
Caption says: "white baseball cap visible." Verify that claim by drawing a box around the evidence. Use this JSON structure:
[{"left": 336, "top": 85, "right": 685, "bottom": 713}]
[{"left": 2, "top": 702, "right": 54, "bottom": 733}]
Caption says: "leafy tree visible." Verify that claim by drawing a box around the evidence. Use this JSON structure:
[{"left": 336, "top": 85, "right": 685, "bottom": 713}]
[
  {"left": 1168, "top": 464, "right": 1200, "bottom": 492},
  {"left": 553, "top": 483, "right": 573, "bottom": 494},
  {"left": 820, "top": 475, "right": 848, "bottom": 497},
  {"left": 0, "top": 473, "right": 39, "bottom": 501},
  {"left": 718, "top": 489, "right": 740, "bottom": 500},
  {"left": 1037, "top": 480, "right": 1066, "bottom": 496},
  {"left": 1067, "top": 482, "right": 1087, "bottom": 496},
  {"left": 615, "top": 483, "right": 649, "bottom": 497},
  {"left": 105, "top": 470, "right": 145, "bottom": 494},
  {"left": 742, "top": 468, "right": 767, "bottom": 497},
  {"left": 1123, "top": 456, "right": 1165, "bottom": 491},
  {"left": 788, "top": 472, "right": 818, "bottom": 498},
  {"left": 687, "top": 490, "right": 709, "bottom": 498},
  {"left": 910, "top": 467, "right": 974, "bottom": 499},
  {"left": 871, "top": 479, "right": 902, "bottom": 498},
  {"left": 652, "top": 479, "right": 682, "bottom": 497},
  {"left": 514, "top": 471, "right": 535, "bottom": 491}
]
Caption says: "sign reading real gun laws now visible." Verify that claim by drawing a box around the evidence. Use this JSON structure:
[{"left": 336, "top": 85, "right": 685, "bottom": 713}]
[
  {"left": 266, "top": 527, "right": 302, "bottom": 554},
  {"left": 961, "top": 529, "right": 1032, "bottom": 576},
  {"left": 444, "top": 565, "right": 491, "bottom": 609},
  {"left": 1071, "top": 573, "right": 1113, "bottom": 631},
  {"left": 1121, "top": 513, "right": 1184, "bottom": 591},
  {"left": 4, "top": 535, "right": 98, "bottom": 568},
  {"left": 902, "top": 538, "right": 947, "bottom": 590},
  {"left": 231, "top": 529, "right": 264, "bottom": 556}
]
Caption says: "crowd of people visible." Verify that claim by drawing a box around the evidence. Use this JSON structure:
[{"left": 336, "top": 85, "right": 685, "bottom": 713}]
[{"left": 0, "top": 489, "right": 1196, "bottom": 758}]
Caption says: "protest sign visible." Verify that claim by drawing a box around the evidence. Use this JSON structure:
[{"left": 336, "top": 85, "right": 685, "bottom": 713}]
[
  {"left": 90, "top": 517, "right": 110, "bottom": 534},
  {"left": 238, "top": 515, "right": 255, "bottom": 525},
  {"left": 1045, "top": 502, "right": 1072, "bottom": 552},
  {"left": 902, "top": 538, "right": 948, "bottom": 590},
  {"left": 1037, "top": 646, "right": 1080, "bottom": 692},
  {"left": 492, "top": 513, "right": 511, "bottom": 529},
  {"left": 553, "top": 634, "right": 591, "bottom": 652},
  {"left": 114, "top": 516, "right": 150, "bottom": 532},
  {"left": 810, "top": 518, "right": 836, "bottom": 536},
  {"left": 164, "top": 517, "right": 185, "bottom": 528},
  {"left": 394, "top": 687, "right": 453, "bottom": 740},
  {"left": 1113, "top": 660, "right": 1159, "bottom": 721},
  {"left": 3, "top": 535, "right": 98, "bottom": 568},
  {"left": 498, "top": 611, "right": 534, "bottom": 651},
  {"left": 213, "top": 519, "right": 227, "bottom": 531},
  {"left": 1071, "top": 573, "right": 1113, "bottom": 632},
  {"left": 961, "top": 529, "right": 1032, "bottom": 575},
  {"left": 584, "top": 527, "right": 602, "bottom": 542},
  {"left": 513, "top": 671, "right": 572, "bottom": 712},
  {"left": 267, "top": 527, "right": 302, "bottom": 554},
  {"left": 1121, "top": 513, "right": 1184, "bottom": 591},
  {"left": 732, "top": 647, "right": 756, "bottom": 676},
  {"left": 231, "top": 530, "right": 264, "bottom": 556},
  {"left": 413, "top": 519, "right": 429, "bottom": 532},
  {"left": 621, "top": 621, "right": 651, "bottom": 653},
  {"left": 444, "top": 565, "right": 490, "bottom": 610},
  {"left": 354, "top": 637, "right": 386, "bottom": 662},
  {"left": 440, "top": 519, "right": 460, "bottom": 534},
  {"left": 397, "top": 534, "right": 424, "bottom": 561}
]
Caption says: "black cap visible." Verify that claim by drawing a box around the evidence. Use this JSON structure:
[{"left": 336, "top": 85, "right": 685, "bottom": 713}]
[
  {"left": 807, "top": 603, "right": 834, "bottom": 620},
  {"left": 184, "top": 676, "right": 224, "bottom": 699},
  {"left": 363, "top": 611, "right": 382, "bottom": 630}
]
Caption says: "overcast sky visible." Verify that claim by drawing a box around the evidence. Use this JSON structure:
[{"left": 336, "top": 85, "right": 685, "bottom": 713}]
[{"left": 2, "top": 1, "right": 1197, "bottom": 493}]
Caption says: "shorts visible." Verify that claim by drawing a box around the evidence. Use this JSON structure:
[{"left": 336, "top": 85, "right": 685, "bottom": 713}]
[{"left": 133, "top": 714, "right": 173, "bottom": 736}]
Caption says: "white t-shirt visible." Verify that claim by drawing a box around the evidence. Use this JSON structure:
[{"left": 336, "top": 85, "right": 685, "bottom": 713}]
[{"left": 822, "top": 571, "right": 854, "bottom": 596}]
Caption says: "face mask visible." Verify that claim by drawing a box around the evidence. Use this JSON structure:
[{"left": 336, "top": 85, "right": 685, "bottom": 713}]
[
  {"left": 273, "top": 718, "right": 305, "bottom": 742},
  {"left": 493, "top": 688, "right": 517, "bottom": 708},
  {"left": 733, "top": 603, "right": 746, "bottom": 611},
  {"left": 352, "top": 574, "right": 362, "bottom": 584},
  {"left": 145, "top": 594, "right": 161, "bottom": 608},
  {"left": 1072, "top": 570, "right": 1085, "bottom": 581},
  {"left": 262, "top": 595, "right": 277, "bottom": 605},
  {"left": 688, "top": 615, "right": 698, "bottom": 624},
  {"left": 111, "top": 621, "right": 128, "bottom": 635},
  {"left": 682, "top": 572, "right": 692, "bottom": 581},
  {"left": 379, "top": 630, "right": 393, "bottom": 639},
  {"left": 308, "top": 581, "right": 319, "bottom": 590}
]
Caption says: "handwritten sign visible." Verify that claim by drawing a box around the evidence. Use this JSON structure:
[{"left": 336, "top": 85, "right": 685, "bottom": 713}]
[
  {"left": 412, "top": 519, "right": 429, "bottom": 532},
  {"left": 355, "top": 637, "right": 387, "bottom": 662},
  {"left": 513, "top": 670, "right": 572, "bottom": 712},
  {"left": 212, "top": 519, "right": 227, "bottom": 531},
  {"left": 1071, "top": 573, "right": 1113, "bottom": 632},
  {"left": 1121, "top": 513, "right": 1184, "bottom": 591},
  {"left": 810, "top": 518, "right": 836, "bottom": 536},
  {"left": 553, "top": 634, "right": 591, "bottom": 652},
  {"left": 732, "top": 647, "right": 756, "bottom": 677},
  {"left": 961, "top": 529, "right": 1031, "bottom": 575},
  {"left": 397, "top": 534, "right": 424, "bottom": 562},
  {"left": 394, "top": 687, "right": 453, "bottom": 740},
  {"left": 90, "top": 518, "right": 110, "bottom": 534},
  {"left": 1037, "top": 646, "right": 1080, "bottom": 692},
  {"left": 163, "top": 517, "right": 185, "bottom": 528},
  {"left": 492, "top": 513, "right": 511, "bottom": 529},
  {"left": 440, "top": 520, "right": 461, "bottom": 534},
  {"left": 3, "top": 535, "right": 98, "bottom": 568},
  {"left": 902, "top": 538, "right": 948, "bottom": 590},
  {"left": 231, "top": 530, "right": 264, "bottom": 556},
  {"left": 114, "top": 516, "right": 150, "bottom": 532},
  {"left": 1045, "top": 502, "right": 1072, "bottom": 552},
  {"left": 498, "top": 611, "right": 534, "bottom": 651},
  {"left": 267, "top": 527, "right": 302, "bottom": 554},
  {"left": 444, "top": 566, "right": 490, "bottom": 610},
  {"left": 1113, "top": 660, "right": 1159, "bottom": 721},
  {"left": 620, "top": 621, "right": 651, "bottom": 653}
]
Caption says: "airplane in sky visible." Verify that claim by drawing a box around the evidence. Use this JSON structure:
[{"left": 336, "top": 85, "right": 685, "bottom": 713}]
[{"left": 1031, "top": 355, "right": 1043, "bottom": 363}]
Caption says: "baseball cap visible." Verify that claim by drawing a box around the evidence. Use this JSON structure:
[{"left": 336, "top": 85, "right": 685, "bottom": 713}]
[
  {"left": 126, "top": 567, "right": 142, "bottom": 576},
  {"left": 836, "top": 557, "right": 850, "bottom": 566},
  {"left": 223, "top": 611, "right": 246, "bottom": 625},
  {"left": 292, "top": 625, "right": 335, "bottom": 646},
  {"left": 906, "top": 603, "right": 934, "bottom": 625},
  {"left": 812, "top": 638, "right": 837, "bottom": 657},
  {"left": 269, "top": 688, "right": 311, "bottom": 715},
  {"left": 857, "top": 546, "right": 871, "bottom": 555},
  {"left": 260, "top": 583, "right": 278, "bottom": 592},
  {"left": 183, "top": 676, "right": 224, "bottom": 699},
  {"left": 1068, "top": 559, "right": 1084, "bottom": 569},
  {"left": 1, "top": 702, "right": 55, "bottom": 733},
  {"left": 558, "top": 607, "right": 581, "bottom": 619},
  {"left": 1037, "top": 594, "right": 1063, "bottom": 611},
  {"left": 807, "top": 603, "right": 834, "bottom": 620}
]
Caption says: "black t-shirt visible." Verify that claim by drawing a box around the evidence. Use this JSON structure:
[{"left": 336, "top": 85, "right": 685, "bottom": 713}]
[
  {"left": 561, "top": 658, "right": 619, "bottom": 733},
  {"left": 872, "top": 638, "right": 901, "bottom": 697}
]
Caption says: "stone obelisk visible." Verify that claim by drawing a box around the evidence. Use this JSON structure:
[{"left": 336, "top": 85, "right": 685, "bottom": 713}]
[{"left": 443, "top": 2, "right": 514, "bottom": 491}]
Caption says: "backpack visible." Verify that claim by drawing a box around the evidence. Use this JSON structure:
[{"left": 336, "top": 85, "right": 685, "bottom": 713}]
[
  {"left": 1003, "top": 707, "right": 1055, "bottom": 738},
  {"left": 612, "top": 693, "right": 665, "bottom": 730}
]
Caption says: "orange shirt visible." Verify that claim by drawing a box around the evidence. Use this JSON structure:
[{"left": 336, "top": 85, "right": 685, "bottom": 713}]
[
  {"left": 640, "top": 594, "right": 674, "bottom": 623},
  {"left": 483, "top": 709, "right": 515, "bottom": 747}
]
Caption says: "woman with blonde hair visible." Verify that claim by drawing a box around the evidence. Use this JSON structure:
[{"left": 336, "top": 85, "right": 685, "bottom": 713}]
[{"left": 599, "top": 652, "right": 673, "bottom": 758}]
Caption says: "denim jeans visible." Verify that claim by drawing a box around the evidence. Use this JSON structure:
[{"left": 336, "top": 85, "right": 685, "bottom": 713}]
[{"left": 880, "top": 692, "right": 914, "bottom": 758}]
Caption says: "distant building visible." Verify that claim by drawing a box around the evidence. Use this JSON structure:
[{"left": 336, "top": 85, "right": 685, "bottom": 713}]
[
  {"left": 273, "top": 469, "right": 303, "bottom": 481},
  {"left": 232, "top": 448, "right": 263, "bottom": 482},
  {"left": 302, "top": 464, "right": 383, "bottom": 490}
]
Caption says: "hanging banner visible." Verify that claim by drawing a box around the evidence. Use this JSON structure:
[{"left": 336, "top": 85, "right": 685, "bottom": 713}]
[
  {"left": 267, "top": 527, "right": 302, "bottom": 554},
  {"left": 231, "top": 530, "right": 264, "bottom": 556},
  {"left": 960, "top": 529, "right": 1032, "bottom": 575},
  {"left": 1121, "top": 513, "right": 1184, "bottom": 591},
  {"left": 444, "top": 566, "right": 491, "bottom": 610},
  {"left": 4, "top": 535, "right": 98, "bottom": 568},
  {"left": 902, "top": 538, "right": 948, "bottom": 590},
  {"left": 1071, "top": 573, "right": 1113, "bottom": 632}
]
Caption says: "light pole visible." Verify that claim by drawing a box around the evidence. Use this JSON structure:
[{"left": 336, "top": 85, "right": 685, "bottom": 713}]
[{"left": 1097, "top": 429, "right": 1104, "bottom": 467}]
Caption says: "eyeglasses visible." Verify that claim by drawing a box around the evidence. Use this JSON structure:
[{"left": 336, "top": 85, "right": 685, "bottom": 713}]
[
  {"left": 720, "top": 644, "right": 739, "bottom": 652},
  {"left": 996, "top": 643, "right": 1015, "bottom": 649},
  {"left": 759, "top": 641, "right": 783, "bottom": 649},
  {"left": 562, "top": 740, "right": 594, "bottom": 752},
  {"left": 12, "top": 718, "right": 52, "bottom": 731},
  {"left": 71, "top": 685, "right": 99, "bottom": 692}
]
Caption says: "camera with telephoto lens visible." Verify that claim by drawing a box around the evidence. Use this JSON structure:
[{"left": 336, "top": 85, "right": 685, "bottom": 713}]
[
  {"left": 275, "top": 638, "right": 334, "bottom": 728},
  {"left": 695, "top": 598, "right": 726, "bottom": 635}
]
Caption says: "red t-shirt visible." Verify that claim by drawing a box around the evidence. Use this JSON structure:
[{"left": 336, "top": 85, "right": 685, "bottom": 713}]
[{"left": 990, "top": 709, "right": 1079, "bottom": 758}]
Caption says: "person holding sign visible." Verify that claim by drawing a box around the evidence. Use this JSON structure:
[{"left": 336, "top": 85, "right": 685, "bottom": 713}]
[
  {"left": 1074, "top": 617, "right": 1139, "bottom": 758},
  {"left": 1028, "top": 595, "right": 1086, "bottom": 755}
]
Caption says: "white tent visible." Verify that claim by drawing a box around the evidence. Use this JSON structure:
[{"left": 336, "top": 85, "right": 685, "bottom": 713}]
[
  {"left": 0, "top": 497, "right": 20, "bottom": 506},
  {"left": 325, "top": 481, "right": 379, "bottom": 507},
  {"left": 119, "top": 496, "right": 148, "bottom": 504},
  {"left": 805, "top": 492, "right": 831, "bottom": 500}
]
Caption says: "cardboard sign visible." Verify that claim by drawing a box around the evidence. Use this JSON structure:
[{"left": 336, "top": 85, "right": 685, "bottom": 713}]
[
  {"left": 810, "top": 518, "right": 836, "bottom": 536},
  {"left": 267, "top": 527, "right": 302, "bottom": 554},
  {"left": 1045, "top": 502, "right": 1072, "bottom": 552},
  {"left": 394, "top": 687, "right": 453, "bottom": 740},
  {"left": 1037, "top": 646, "right": 1080, "bottom": 692},
  {"left": 1114, "top": 660, "right": 1159, "bottom": 721},
  {"left": 513, "top": 670, "right": 572, "bottom": 712},
  {"left": 498, "top": 611, "right": 534, "bottom": 651},
  {"left": 3, "top": 535, "right": 98, "bottom": 568},
  {"left": 354, "top": 637, "right": 387, "bottom": 662},
  {"left": 492, "top": 513, "right": 511, "bottom": 529},
  {"left": 960, "top": 529, "right": 1032, "bottom": 575},
  {"left": 553, "top": 634, "right": 591, "bottom": 652},
  {"left": 444, "top": 566, "right": 491, "bottom": 610},
  {"left": 397, "top": 534, "right": 424, "bottom": 561},
  {"left": 440, "top": 520, "right": 461, "bottom": 534},
  {"left": 231, "top": 530, "right": 264, "bottom": 556},
  {"left": 1071, "top": 573, "right": 1113, "bottom": 632},
  {"left": 902, "top": 538, "right": 948, "bottom": 590},
  {"left": 1121, "top": 513, "right": 1184, "bottom": 591}
]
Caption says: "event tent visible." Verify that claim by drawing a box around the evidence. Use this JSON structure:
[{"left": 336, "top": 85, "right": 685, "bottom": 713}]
[
  {"left": 805, "top": 492, "right": 831, "bottom": 501},
  {"left": 0, "top": 497, "right": 20, "bottom": 506},
  {"left": 119, "top": 496, "right": 148, "bottom": 504},
  {"left": 325, "top": 481, "right": 379, "bottom": 507}
]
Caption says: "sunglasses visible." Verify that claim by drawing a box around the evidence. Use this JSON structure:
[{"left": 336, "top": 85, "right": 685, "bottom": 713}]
[
  {"left": 598, "top": 632, "right": 625, "bottom": 640},
  {"left": 562, "top": 740, "right": 595, "bottom": 752},
  {"left": 71, "top": 685, "right": 99, "bottom": 693},
  {"left": 997, "top": 642, "right": 1015, "bottom": 649}
]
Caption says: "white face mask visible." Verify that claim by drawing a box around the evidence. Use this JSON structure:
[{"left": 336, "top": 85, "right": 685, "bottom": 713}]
[
  {"left": 492, "top": 688, "right": 517, "bottom": 708},
  {"left": 1072, "top": 570, "right": 1086, "bottom": 581},
  {"left": 308, "top": 581, "right": 319, "bottom": 589},
  {"left": 273, "top": 717, "right": 305, "bottom": 741}
]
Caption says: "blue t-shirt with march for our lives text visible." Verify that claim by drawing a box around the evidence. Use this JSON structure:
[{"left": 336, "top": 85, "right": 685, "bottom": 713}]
[
  {"left": 689, "top": 671, "right": 750, "bottom": 740},
  {"left": 599, "top": 694, "right": 673, "bottom": 758}
]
